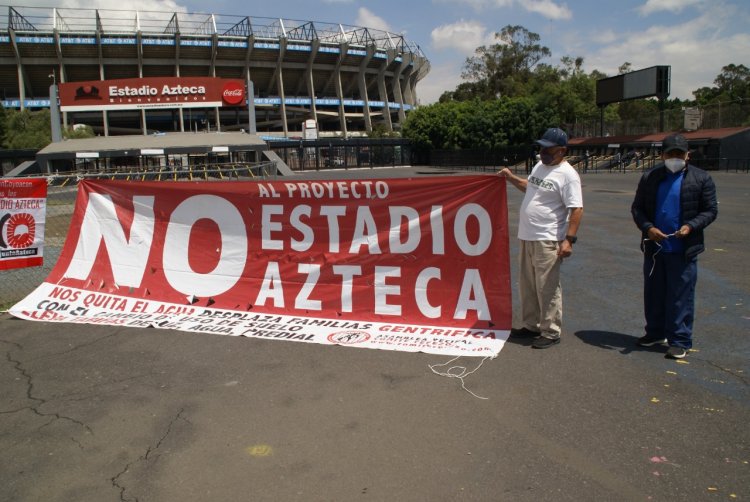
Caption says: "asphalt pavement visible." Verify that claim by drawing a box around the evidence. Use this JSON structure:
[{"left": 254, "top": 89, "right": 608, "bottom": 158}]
[{"left": 1, "top": 168, "right": 748, "bottom": 501}]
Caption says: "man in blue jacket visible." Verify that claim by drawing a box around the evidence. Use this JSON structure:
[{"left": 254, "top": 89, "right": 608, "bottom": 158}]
[{"left": 631, "top": 133, "right": 718, "bottom": 359}]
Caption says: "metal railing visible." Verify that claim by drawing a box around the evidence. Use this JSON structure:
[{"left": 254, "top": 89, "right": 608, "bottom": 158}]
[{"left": 1, "top": 5, "right": 427, "bottom": 58}]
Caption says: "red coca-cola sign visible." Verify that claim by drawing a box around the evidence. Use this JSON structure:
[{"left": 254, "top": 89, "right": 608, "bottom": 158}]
[{"left": 222, "top": 81, "right": 245, "bottom": 105}]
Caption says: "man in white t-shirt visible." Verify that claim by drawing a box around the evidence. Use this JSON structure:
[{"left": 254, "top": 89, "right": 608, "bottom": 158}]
[{"left": 498, "top": 128, "right": 583, "bottom": 348}]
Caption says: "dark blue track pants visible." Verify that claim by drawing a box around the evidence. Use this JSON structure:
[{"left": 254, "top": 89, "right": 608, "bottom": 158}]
[{"left": 643, "top": 252, "right": 698, "bottom": 349}]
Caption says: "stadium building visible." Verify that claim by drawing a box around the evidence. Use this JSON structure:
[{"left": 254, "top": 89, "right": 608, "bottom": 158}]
[{"left": 0, "top": 6, "right": 430, "bottom": 137}]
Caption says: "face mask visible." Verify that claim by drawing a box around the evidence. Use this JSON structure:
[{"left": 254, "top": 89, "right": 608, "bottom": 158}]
[
  {"left": 540, "top": 152, "right": 556, "bottom": 165},
  {"left": 664, "top": 158, "right": 685, "bottom": 173}
]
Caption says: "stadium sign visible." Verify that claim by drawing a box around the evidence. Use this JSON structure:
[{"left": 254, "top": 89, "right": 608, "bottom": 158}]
[{"left": 59, "top": 77, "right": 245, "bottom": 112}]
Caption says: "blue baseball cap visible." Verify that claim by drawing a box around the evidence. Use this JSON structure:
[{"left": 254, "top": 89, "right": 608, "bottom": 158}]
[{"left": 536, "top": 128, "right": 568, "bottom": 148}]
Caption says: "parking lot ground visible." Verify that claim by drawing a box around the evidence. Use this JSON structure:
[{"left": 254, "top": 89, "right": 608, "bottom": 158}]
[{"left": 1, "top": 169, "right": 748, "bottom": 501}]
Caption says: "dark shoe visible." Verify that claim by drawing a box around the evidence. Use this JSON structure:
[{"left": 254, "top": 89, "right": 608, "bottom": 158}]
[
  {"left": 532, "top": 336, "right": 560, "bottom": 349},
  {"left": 510, "top": 327, "right": 541, "bottom": 338},
  {"left": 665, "top": 346, "right": 688, "bottom": 359},
  {"left": 637, "top": 335, "right": 668, "bottom": 347}
]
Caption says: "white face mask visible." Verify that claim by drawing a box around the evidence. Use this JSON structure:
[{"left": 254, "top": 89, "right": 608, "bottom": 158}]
[{"left": 664, "top": 158, "right": 685, "bottom": 173}]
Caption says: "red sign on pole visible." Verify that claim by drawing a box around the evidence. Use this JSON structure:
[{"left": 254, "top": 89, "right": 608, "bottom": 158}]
[{"left": 0, "top": 178, "right": 47, "bottom": 270}]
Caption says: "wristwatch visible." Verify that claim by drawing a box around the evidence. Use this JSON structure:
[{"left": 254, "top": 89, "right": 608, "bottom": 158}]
[{"left": 565, "top": 235, "right": 578, "bottom": 244}]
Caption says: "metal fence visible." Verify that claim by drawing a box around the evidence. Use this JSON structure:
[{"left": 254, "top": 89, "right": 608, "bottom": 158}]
[
  {"left": 437, "top": 156, "right": 750, "bottom": 175},
  {"left": 268, "top": 138, "right": 413, "bottom": 171},
  {"left": 0, "top": 161, "right": 278, "bottom": 308},
  {"left": 565, "top": 101, "right": 750, "bottom": 138}
]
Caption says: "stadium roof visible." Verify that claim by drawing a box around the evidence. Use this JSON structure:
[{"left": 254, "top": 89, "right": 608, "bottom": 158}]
[
  {"left": 568, "top": 127, "right": 750, "bottom": 147},
  {"left": 1, "top": 6, "right": 426, "bottom": 58}
]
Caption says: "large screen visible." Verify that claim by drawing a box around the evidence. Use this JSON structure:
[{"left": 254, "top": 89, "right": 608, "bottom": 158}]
[{"left": 596, "top": 66, "right": 670, "bottom": 106}]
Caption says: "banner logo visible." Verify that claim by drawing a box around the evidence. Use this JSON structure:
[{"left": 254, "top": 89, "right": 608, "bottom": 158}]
[
  {"left": 327, "top": 331, "right": 371, "bottom": 345},
  {"left": 1, "top": 212, "right": 36, "bottom": 249},
  {"left": 0, "top": 178, "right": 46, "bottom": 270},
  {"left": 75, "top": 85, "right": 101, "bottom": 101}
]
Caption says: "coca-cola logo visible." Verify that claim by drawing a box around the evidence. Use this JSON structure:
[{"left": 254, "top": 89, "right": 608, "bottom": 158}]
[{"left": 222, "top": 82, "right": 245, "bottom": 105}]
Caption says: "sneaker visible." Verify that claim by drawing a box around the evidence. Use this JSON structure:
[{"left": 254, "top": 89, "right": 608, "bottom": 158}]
[
  {"left": 665, "top": 346, "right": 688, "bottom": 359},
  {"left": 509, "top": 327, "right": 541, "bottom": 338},
  {"left": 532, "top": 336, "right": 560, "bottom": 349},
  {"left": 637, "top": 335, "right": 668, "bottom": 347}
]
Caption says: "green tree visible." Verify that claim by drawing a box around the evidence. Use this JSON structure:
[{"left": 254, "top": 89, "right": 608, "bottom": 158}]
[
  {"left": 693, "top": 64, "right": 750, "bottom": 105},
  {"left": 0, "top": 102, "right": 6, "bottom": 146},
  {"left": 441, "top": 26, "right": 605, "bottom": 130},
  {"left": 696, "top": 64, "right": 750, "bottom": 126},
  {"left": 3, "top": 109, "right": 52, "bottom": 149},
  {"left": 455, "top": 25, "right": 551, "bottom": 101},
  {"left": 63, "top": 124, "right": 96, "bottom": 139},
  {"left": 713, "top": 63, "right": 750, "bottom": 100},
  {"left": 402, "top": 97, "right": 557, "bottom": 150},
  {"left": 367, "top": 123, "right": 399, "bottom": 138}
]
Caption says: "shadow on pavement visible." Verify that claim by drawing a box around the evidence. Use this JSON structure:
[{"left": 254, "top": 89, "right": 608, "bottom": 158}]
[{"left": 574, "top": 330, "right": 667, "bottom": 355}]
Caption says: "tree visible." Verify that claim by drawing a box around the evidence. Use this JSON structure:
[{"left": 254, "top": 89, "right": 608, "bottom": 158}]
[
  {"left": 0, "top": 103, "right": 6, "bottom": 146},
  {"left": 693, "top": 64, "right": 750, "bottom": 105},
  {"left": 713, "top": 63, "right": 750, "bottom": 100},
  {"left": 456, "top": 25, "right": 551, "bottom": 101},
  {"left": 64, "top": 124, "right": 96, "bottom": 139},
  {"left": 402, "top": 97, "right": 557, "bottom": 150},
  {"left": 2, "top": 109, "right": 52, "bottom": 149},
  {"left": 525, "top": 57, "right": 606, "bottom": 127},
  {"left": 366, "top": 123, "right": 399, "bottom": 138}
]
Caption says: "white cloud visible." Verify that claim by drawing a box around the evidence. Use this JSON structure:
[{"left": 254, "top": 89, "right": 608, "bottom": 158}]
[
  {"left": 584, "top": 9, "right": 750, "bottom": 99},
  {"left": 433, "top": 0, "right": 513, "bottom": 11},
  {"left": 434, "top": 0, "right": 571, "bottom": 19},
  {"left": 25, "top": 0, "right": 187, "bottom": 11},
  {"left": 10, "top": 0, "right": 190, "bottom": 32},
  {"left": 522, "top": 0, "right": 572, "bottom": 20},
  {"left": 416, "top": 61, "right": 465, "bottom": 104},
  {"left": 590, "top": 29, "right": 618, "bottom": 45},
  {"left": 637, "top": 0, "right": 706, "bottom": 16},
  {"left": 431, "top": 20, "right": 494, "bottom": 54},
  {"left": 355, "top": 7, "right": 392, "bottom": 32}
]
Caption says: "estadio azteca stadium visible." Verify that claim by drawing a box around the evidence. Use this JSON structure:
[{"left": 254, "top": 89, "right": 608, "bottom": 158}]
[{"left": 0, "top": 6, "right": 430, "bottom": 136}]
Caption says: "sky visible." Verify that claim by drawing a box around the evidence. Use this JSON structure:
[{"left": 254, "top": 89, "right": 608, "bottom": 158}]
[{"left": 19, "top": 0, "right": 750, "bottom": 104}]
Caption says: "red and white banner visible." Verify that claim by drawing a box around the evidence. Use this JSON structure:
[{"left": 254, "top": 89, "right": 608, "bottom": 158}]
[
  {"left": 10, "top": 176, "right": 511, "bottom": 357},
  {"left": 59, "top": 77, "right": 246, "bottom": 112},
  {"left": 0, "top": 178, "right": 46, "bottom": 270}
]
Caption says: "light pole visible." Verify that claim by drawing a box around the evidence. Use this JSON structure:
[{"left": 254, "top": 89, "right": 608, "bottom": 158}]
[{"left": 48, "top": 69, "right": 63, "bottom": 143}]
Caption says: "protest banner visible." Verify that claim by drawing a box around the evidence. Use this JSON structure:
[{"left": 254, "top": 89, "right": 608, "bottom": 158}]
[
  {"left": 10, "top": 176, "right": 511, "bottom": 356},
  {"left": 0, "top": 178, "right": 46, "bottom": 270}
]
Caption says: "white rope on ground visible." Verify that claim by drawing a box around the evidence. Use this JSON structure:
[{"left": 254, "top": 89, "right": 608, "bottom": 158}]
[{"left": 429, "top": 355, "right": 492, "bottom": 400}]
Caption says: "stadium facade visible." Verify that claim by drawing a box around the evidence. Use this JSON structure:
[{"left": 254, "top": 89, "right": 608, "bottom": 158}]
[{"left": 0, "top": 6, "right": 430, "bottom": 137}]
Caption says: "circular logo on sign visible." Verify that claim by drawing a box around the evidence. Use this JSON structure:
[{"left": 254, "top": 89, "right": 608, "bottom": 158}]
[
  {"left": 5, "top": 213, "right": 36, "bottom": 249},
  {"left": 222, "top": 81, "right": 245, "bottom": 105},
  {"left": 327, "top": 331, "right": 370, "bottom": 345}
]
